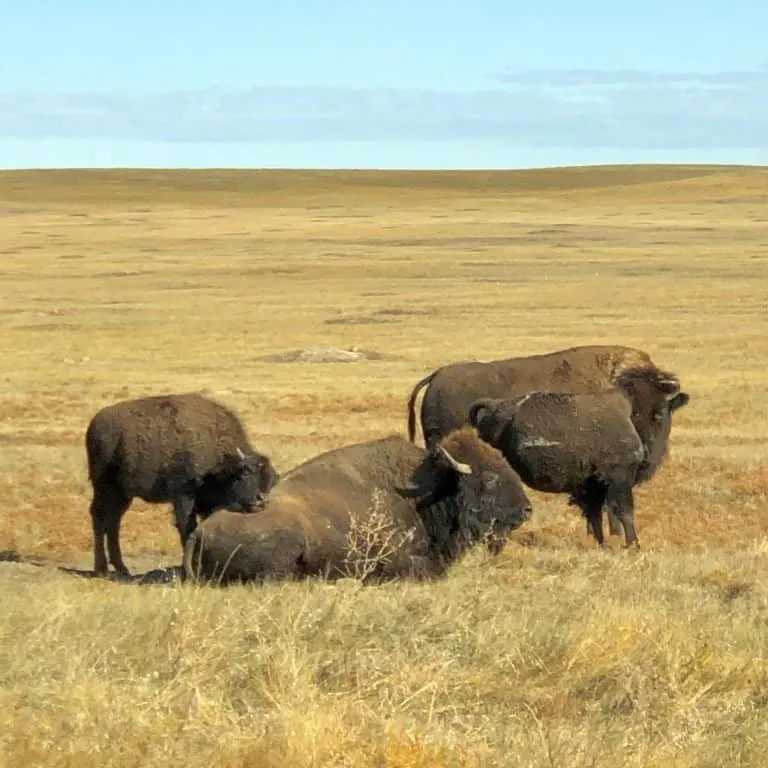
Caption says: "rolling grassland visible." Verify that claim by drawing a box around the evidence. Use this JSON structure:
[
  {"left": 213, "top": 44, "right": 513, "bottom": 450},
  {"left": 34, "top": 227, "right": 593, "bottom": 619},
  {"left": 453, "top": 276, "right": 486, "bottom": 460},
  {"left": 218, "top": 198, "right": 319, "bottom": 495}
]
[{"left": 0, "top": 164, "right": 767, "bottom": 766}]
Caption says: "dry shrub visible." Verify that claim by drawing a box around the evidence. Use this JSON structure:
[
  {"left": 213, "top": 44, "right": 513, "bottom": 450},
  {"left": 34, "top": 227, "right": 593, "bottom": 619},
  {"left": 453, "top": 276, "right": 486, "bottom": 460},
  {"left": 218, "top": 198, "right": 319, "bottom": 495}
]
[{"left": 341, "top": 488, "right": 417, "bottom": 581}]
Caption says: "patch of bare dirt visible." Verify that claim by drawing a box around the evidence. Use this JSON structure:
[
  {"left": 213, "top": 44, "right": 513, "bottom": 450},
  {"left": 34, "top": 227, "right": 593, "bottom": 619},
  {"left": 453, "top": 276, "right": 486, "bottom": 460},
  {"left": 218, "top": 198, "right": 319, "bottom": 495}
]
[{"left": 254, "top": 346, "right": 404, "bottom": 363}]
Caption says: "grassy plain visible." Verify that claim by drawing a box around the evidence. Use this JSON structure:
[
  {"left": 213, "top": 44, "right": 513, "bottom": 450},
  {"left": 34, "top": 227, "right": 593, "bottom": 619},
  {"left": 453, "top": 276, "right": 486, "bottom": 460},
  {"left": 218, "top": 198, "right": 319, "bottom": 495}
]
[{"left": 0, "top": 164, "right": 767, "bottom": 766}]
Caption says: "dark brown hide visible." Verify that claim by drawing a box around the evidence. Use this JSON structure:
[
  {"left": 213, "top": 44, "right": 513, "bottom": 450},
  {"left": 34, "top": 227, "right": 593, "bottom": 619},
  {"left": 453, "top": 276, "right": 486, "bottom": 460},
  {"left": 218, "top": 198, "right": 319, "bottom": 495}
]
[
  {"left": 407, "top": 345, "right": 654, "bottom": 447},
  {"left": 406, "top": 345, "right": 654, "bottom": 538},
  {"left": 183, "top": 428, "right": 532, "bottom": 585},
  {"left": 469, "top": 367, "right": 689, "bottom": 548},
  {"left": 86, "top": 393, "right": 278, "bottom": 576}
]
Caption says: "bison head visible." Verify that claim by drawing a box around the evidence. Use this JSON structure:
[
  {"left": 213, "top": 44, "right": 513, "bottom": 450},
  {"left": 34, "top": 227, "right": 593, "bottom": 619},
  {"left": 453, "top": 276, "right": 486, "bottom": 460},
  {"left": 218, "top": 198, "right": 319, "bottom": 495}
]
[
  {"left": 614, "top": 367, "right": 690, "bottom": 482},
  {"left": 401, "top": 428, "right": 532, "bottom": 557},
  {"left": 198, "top": 449, "right": 279, "bottom": 515},
  {"left": 467, "top": 397, "right": 519, "bottom": 446}
]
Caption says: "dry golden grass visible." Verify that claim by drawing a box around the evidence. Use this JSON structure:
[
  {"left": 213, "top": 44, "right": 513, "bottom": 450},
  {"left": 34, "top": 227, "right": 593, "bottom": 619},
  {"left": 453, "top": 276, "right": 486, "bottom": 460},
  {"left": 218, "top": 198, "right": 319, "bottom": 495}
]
[{"left": 0, "top": 164, "right": 767, "bottom": 766}]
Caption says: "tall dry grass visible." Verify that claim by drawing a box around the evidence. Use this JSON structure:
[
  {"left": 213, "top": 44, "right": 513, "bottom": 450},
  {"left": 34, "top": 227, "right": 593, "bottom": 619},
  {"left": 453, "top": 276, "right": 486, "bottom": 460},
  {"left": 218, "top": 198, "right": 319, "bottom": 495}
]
[{"left": 0, "top": 165, "right": 767, "bottom": 766}]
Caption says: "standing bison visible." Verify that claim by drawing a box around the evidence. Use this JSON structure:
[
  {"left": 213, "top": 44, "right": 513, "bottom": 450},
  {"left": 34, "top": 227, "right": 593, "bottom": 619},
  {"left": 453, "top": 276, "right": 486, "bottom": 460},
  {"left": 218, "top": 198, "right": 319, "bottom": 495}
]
[
  {"left": 407, "top": 344, "right": 657, "bottom": 537},
  {"left": 86, "top": 393, "right": 278, "bottom": 576},
  {"left": 407, "top": 345, "right": 654, "bottom": 448},
  {"left": 468, "top": 367, "right": 690, "bottom": 548},
  {"left": 183, "top": 427, "right": 533, "bottom": 585}
]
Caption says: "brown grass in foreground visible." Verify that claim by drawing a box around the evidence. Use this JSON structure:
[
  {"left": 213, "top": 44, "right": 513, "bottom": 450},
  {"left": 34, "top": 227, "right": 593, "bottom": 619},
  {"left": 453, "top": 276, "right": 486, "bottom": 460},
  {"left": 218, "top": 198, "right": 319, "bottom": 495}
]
[{"left": 0, "top": 164, "right": 767, "bottom": 766}]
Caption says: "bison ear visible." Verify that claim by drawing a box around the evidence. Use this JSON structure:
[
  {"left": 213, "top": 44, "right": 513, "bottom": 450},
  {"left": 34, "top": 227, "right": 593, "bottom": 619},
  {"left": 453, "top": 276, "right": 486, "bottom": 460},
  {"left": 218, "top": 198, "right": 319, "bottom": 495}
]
[
  {"left": 468, "top": 399, "right": 496, "bottom": 429},
  {"left": 432, "top": 444, "right": 472, "bottom": 475},
  {"left": 668, "top": 391, "right": 690, "bottom": 412}
]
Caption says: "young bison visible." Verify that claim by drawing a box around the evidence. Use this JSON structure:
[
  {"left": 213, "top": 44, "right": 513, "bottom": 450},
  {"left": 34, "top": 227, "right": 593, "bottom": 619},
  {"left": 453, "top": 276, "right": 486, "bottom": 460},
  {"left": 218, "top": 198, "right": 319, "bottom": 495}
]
[
  {"left": 86, "top": 392, "right": 278, "bottom": 576},
  {"left": 183, "top": 427, "right": 533, "bottom": 585},
  {"left": 468, "top": 367, "right": 690, "bottom": 548}
]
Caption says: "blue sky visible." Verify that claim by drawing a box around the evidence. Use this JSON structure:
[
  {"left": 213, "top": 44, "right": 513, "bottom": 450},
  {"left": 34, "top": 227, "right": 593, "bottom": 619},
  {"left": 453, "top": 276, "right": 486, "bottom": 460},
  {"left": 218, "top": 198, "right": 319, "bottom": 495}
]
[{"left": 1, "top": 0, "right": 766, "bottom": 169}]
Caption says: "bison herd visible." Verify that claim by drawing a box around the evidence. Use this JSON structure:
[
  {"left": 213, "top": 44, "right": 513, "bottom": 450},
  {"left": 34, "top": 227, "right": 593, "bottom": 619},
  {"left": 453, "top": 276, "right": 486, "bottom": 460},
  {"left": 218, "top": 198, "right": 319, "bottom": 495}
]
[{"left": 82, "top": 344, "right": 689, "bottom": 585}]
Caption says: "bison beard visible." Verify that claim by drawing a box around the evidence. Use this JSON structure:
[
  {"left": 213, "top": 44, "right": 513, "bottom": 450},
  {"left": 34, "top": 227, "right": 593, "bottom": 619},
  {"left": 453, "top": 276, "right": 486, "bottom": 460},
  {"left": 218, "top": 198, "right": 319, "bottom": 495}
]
[{"left": 183, "top": 428, "right": 533, "bottom": 585}]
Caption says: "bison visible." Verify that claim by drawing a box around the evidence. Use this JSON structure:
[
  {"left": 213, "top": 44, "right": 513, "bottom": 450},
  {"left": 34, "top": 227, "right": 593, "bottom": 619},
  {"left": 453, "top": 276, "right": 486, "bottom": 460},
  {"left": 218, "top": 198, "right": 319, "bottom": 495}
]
[
  {"left": 407, "top": 344, "right": 654, "bottom": 447},
  {"left": 407, "top": 344, "right": 657, "bottom": 537},
  {"left": 468, "top": 366, "right": 690, "bottom": 548},
  {"left": 183, "top": 427, "right": 533, "bottom": 585},
  {"left": 86, "top": 392, "right": 278, "bottom": 576}
]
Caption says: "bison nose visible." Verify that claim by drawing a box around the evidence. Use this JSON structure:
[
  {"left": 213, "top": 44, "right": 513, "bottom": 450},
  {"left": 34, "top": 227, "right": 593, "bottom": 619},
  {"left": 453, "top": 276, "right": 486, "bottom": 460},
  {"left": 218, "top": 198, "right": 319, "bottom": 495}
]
[{"left": 523, "top": 505, "right": 533, "bottom": 521}]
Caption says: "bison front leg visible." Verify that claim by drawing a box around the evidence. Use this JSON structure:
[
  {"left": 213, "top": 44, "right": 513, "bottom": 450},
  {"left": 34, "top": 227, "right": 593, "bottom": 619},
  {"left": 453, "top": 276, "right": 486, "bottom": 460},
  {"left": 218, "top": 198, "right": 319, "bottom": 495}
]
[
  {"left": 606, "top": 484, "right": 639, "bottom": 549},
  {"left": 172, "top": 495, "right": 197, "bottom": 548}
]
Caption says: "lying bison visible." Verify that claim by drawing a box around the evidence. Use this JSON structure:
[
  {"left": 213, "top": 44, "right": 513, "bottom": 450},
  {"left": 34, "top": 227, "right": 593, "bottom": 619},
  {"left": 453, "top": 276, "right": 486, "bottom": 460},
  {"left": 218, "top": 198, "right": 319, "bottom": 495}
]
[
  {"left": 468, "top": 367, "right": 690, "bottom": 548},
  {"left": 183, "top": 427, "right": 533, "bottom": 585},
  {"left": 86, "top": 392, "right": 278, "bottom": 576}
]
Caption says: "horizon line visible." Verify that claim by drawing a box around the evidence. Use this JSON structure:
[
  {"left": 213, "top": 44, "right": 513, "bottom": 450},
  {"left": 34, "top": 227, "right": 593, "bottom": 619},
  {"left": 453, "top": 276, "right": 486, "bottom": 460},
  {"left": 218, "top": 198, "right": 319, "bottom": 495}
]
[{"left": 2, "top": 161, "right": 765, "bottom": 173}]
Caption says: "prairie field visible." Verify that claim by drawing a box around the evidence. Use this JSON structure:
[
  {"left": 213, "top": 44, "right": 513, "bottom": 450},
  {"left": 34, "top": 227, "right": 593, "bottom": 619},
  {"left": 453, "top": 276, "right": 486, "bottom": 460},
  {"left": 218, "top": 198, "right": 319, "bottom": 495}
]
[{"left": 1, "top": 164, "right": 767, "bottom": 767}]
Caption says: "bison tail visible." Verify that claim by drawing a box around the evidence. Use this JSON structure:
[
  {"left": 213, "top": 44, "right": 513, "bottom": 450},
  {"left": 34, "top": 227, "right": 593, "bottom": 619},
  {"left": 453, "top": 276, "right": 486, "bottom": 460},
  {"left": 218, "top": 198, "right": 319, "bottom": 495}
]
[{"left": 406, "top": 370, "right": 439, "bottom": 443}]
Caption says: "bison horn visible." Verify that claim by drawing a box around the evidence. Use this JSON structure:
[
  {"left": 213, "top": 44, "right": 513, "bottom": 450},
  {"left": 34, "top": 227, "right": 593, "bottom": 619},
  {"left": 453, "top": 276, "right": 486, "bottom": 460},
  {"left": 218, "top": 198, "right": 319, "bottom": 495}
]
[
  {"left": 436, "top": 444, "right": 472, "bottom": 475},
  {"left": 656, "top": 375, "right": 680, "bottom": 395},
  {"left": 235, "top": 447, "right": 246, "bottom": 461}
]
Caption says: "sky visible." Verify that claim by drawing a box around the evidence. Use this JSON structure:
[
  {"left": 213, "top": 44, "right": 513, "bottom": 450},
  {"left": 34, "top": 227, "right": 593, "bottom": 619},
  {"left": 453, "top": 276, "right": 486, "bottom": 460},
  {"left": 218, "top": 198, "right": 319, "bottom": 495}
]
[{"left": 1, "top": 0, "right": 767, "bottom": 169}]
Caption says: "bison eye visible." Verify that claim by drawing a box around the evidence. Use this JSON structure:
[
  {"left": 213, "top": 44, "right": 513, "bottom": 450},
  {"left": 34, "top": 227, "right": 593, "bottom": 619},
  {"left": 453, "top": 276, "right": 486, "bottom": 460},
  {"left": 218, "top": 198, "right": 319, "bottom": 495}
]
[{"left": 652, "top": 410, "right": 665, "bottom": 424}]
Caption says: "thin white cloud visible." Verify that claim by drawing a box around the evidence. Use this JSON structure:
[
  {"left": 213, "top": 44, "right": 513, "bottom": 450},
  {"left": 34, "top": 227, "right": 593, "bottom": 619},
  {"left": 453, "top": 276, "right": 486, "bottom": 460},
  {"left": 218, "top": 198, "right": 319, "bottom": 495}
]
[
  {"left": 497, "top": 67, "right": 768, "bottom": 87},
  {"left": 0, "top": 67, "right": 766, "bottom": 149}
]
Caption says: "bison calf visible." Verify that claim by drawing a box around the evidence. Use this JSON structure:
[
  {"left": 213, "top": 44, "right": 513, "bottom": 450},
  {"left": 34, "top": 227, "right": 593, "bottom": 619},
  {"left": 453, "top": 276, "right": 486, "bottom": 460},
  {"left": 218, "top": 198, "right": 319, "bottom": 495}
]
[
  {"left": 183, "top": 427, "right": 532, "bottom": 585},
  {"left": 469, "top": 367, "right": 689, "bottom": 548},
  {"left": 86, "top": 392, "right": 278, "bottom": 576}
]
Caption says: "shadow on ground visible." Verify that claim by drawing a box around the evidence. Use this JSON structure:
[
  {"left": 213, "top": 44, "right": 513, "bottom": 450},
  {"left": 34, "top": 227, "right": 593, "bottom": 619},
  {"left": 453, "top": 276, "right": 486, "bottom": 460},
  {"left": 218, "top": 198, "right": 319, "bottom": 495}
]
[
  {"left": 58, "top": 564, "right": 184, "bottom": 585},
  {"left": 1, "top": 549, "right": 183, "bottom": 585}
]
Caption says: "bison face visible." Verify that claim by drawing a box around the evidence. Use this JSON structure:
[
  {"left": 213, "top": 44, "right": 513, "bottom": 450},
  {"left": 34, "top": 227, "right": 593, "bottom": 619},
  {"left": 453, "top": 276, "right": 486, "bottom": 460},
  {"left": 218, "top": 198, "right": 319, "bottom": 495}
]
[
  {"left": 227, "top": 451, "right": 279, "bottom": 512},
  {"left": 454, "top": 466, "right": 533, "bottom": 554},
  {"left": 197, "top": 450, "right": 278, "bottom": 515},
  {"left": 412, "top": 432, "right": 532, "bottom": 556},
  {"left": 616, "top": 368, "right": 690, "bottom": 482}
]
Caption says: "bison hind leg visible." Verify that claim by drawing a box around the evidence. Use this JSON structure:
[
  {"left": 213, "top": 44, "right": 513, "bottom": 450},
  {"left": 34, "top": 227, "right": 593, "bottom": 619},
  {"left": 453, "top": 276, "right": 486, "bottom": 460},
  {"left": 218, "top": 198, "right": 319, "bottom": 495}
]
[
  {"left": 216, "top": 529, "right": 308, "bottom": 585},
  {"left": 90, "top": 484, "right": 131, "bottom": 576}
]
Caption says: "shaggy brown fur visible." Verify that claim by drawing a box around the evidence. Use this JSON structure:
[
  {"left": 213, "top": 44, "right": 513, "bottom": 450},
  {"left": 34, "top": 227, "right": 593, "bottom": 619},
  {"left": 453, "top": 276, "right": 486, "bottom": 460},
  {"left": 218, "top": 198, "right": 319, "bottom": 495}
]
[
  {"left": 469, "top": 367, "right": 690, "bottom": 548},
  {"left": 183, "top": 428, "right": 532, "bottom": 585},
  {"left": 86, "top": 392, "right": 277, "bottom": 576},
  {"left": 407, "top": 344, "right": 653, "bottom": 446},
  {"left": 407, "top": 344, "right": 655, "bottom": 537}
]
